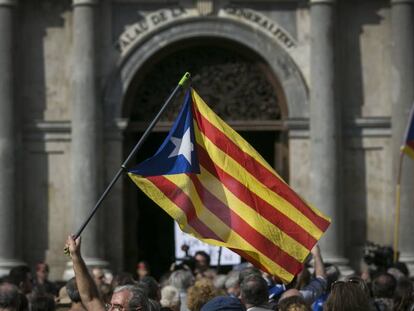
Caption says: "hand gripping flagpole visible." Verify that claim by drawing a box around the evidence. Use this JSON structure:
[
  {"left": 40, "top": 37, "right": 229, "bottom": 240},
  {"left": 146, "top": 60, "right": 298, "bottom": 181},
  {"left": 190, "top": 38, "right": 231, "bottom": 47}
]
[{"left": 64, "top": 72, "right": 191, "bottom": 255}]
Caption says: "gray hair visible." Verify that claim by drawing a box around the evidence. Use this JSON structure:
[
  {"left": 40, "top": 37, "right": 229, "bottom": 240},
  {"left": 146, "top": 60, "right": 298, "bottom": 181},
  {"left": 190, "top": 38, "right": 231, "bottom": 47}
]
[
  {"left": 169, "top": 270, "right": 194, "bottom": 291},
  {"left": 114, "top": 285, "right": 149, "bottom": 311},
  {"left": 213, "top": 275, "right": 227, "bottom": 290},
  {"left": 225, "top": 271, "right": 240, "bottom": 289},
  {"left": 160, "top": 285, "right": 180, "bottom": 308}
]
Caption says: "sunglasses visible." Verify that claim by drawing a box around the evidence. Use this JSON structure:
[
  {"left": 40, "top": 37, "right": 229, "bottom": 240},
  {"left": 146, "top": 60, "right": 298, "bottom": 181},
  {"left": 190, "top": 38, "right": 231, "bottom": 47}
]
[{"left": 331, "top": 277, "right": 367, "bottom": 291}]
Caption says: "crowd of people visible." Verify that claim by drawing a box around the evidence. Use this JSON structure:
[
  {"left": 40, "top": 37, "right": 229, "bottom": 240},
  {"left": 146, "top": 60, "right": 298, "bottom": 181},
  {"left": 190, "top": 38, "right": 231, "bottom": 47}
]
[{"left": 0, "top": 237, "right": 413, "bottom": 311}]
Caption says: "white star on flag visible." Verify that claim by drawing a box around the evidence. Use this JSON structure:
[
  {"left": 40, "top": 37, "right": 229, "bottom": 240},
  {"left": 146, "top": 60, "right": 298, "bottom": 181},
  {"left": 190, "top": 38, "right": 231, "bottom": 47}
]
[{"left": 168, "top": 127, "right": 193, "bottom": 165}]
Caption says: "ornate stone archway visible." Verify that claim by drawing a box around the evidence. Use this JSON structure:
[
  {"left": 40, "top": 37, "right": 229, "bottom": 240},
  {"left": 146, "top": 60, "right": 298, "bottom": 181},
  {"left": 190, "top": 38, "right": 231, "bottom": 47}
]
[{"left": 103, "top": 17, "right": 308, "bottom": 123}]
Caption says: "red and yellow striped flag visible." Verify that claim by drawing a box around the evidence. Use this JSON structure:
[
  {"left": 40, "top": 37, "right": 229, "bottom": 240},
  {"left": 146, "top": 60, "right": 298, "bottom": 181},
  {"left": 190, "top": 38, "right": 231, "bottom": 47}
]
[{"left": 128, "top": 88, "right": 330, "bottom": 283}]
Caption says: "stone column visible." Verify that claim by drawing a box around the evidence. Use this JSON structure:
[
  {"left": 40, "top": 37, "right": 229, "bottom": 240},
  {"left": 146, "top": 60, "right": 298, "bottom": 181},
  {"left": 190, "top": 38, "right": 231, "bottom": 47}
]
[
  {"left": 391, "top": 0, "right": 414, "bottom": 273},
  {"left": 309, "top": 0, "right": 349, "bottom": 272},
  {"left": 67, "top": 0, "right": 106, "bottom": 276},
  {"left": 0, "top": 0, "right": 24, "bottom": 276}
]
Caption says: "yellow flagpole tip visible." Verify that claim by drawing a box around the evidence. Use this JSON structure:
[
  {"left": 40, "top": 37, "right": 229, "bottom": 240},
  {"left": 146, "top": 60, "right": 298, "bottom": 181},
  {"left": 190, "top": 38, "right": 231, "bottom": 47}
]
[{"left": 178, "top": 72, "right": 191, "bottom": 86}]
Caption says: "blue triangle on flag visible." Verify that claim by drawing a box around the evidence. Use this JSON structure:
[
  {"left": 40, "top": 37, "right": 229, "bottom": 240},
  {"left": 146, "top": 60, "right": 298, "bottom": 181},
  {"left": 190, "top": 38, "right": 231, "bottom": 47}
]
[{"left": 129, "top": 90, "right": 200, "bottom": 176}]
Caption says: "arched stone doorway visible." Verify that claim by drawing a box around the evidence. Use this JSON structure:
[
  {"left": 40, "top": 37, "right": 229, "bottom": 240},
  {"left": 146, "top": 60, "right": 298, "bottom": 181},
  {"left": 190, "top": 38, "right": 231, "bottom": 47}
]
[{"left": 122, "top": 38, "right": 290, "bottom": 278}]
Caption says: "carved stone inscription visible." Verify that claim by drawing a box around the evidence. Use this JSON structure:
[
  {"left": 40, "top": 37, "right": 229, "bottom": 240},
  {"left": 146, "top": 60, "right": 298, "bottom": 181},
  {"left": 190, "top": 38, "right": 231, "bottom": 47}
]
[
  {"left": 116, "top": 5, "right": 297, "bottom": 55},
  {"left": 117, "top": 7, "right": 192, "bottom": 54},
  {"left": 219, "top": 6, "right": 297, "bottom": 50}
]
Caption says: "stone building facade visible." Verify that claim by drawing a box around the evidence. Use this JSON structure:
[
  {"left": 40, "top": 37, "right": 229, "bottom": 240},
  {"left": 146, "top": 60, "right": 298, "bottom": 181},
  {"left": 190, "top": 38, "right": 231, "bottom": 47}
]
[{"left": 0, "top": 0, "right": 413, "bottom": 280}]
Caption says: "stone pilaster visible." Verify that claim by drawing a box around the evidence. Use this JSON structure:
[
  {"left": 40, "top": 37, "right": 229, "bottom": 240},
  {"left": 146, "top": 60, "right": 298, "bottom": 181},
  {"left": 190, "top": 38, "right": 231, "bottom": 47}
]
[
  {"left": 309, "top": 0, "right": 350, "bottom": 273},
  {"left": 391, "top": 0, "right": 414, "bottom": 274},
  {"left": 66, "top": 0, "right": 107, "bottom": 278},
  {"left": 0, "top": 0, "right": 24, "bottom": 276}
]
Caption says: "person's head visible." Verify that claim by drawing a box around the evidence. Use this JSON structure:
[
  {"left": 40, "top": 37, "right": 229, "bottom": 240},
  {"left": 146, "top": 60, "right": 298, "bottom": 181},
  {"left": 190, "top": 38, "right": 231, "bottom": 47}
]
[
  {"left": 29, "top": 293, "right": 55, "bottom": 311},
  {"left": 194, "top": 252, "right": 211, "bottom": 272},
  {"left": 137, "top": 262, "right": 150, "bottom": 280},
  {"left": 140, "top": 276, "right": 161, "bottom": 301},
  {"left": 213, "top": 275, "right": 227, "bottom": 291},
  {"left": 35, "top": 263, "right": 49, "bottom": 282},
  {"left": 160, "top": 286, "right": 180, "bottom": 311},
  {"left": 224, "top": 271, "right": 240, "bottom": 297},
  {"left": 279, "top": 289, "right": 301, "bottom": 302},
  {"left": 187, "top": 279, "right": 218, "bottom": 311},
  {"left": 277, "top": 295, "right": 310, "bottom": 311},
  {"left": 66, "top": 277, "right": 81, "bottom": 304},
  {"left": 8, "top": 266, "right": 32, "bottom": 294},
  {"left": 240, "top": 274, "right": 268, "bottom": 308},
  {"left": 92, "top": 268, "right": 106, "bottom": 287},
  {"left": 108, "top": 285, "right": 149, "bottom": 311},
  {"left": 325, "top": 264, "right": 340, "bottom": 292},
  {"left": 0, "top": 282, "right": 19, "bottom": 311},
  {"left": 393, "top": 277, "right": 414, "bottom": 310},
  {"left": 169, "top": 270, "right": 194, "bottom": 292},
  {"left": 324, "top": 281, "right": 370, "bottom": 311},
  {"left": 111, "top": 272, "right": 136, "bottom": 288},
  {"left": 200, "top": 296, "right": 245, "bottom": 311},
  {"left": 372, "top": 272, "right": 397, "bottom": 298},
  {"left": 238, "top": 267, "right": 261, "bottom": 286}
]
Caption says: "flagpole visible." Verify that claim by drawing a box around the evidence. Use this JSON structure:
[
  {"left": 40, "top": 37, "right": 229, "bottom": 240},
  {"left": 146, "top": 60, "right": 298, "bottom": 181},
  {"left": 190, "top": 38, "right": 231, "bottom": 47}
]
[
  {"left": 217, "top": 246, "right": 223, "bottom": 273},
  {"left": 65, "top": 72, "right": 191, "bottom": 253},
  {"left": 393, "top": 151, "right": 404, "bottom": 263}
]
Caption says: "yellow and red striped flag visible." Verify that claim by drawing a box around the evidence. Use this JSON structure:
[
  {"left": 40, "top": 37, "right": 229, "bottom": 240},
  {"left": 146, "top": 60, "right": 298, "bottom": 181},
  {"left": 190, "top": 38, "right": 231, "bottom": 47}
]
[{"left": 128, "top": 88, "right": 330, "bottom": 283}]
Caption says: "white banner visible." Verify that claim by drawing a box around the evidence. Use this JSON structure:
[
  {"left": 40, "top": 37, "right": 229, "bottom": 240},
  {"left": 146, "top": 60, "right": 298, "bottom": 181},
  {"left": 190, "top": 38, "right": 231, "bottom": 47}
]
[{"left": 174, "top": 223, "right": 241, "bottom": 266}]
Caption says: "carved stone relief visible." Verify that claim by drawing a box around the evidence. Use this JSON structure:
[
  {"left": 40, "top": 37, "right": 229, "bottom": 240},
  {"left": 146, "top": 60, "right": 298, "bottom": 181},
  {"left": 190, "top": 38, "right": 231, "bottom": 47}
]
[{"left": 129, "top": 45, "right": 281, "bottom": 122}]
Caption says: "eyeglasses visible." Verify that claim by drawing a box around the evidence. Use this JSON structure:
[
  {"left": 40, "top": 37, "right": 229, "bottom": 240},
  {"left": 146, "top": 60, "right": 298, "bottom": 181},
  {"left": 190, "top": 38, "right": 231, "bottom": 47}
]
[
  {"left": 105, "top": 303, "right": 125, "bottom": 311},
  {"left": 104, "top": 303, "right": 142, "bottom": 311},
  {"left": 331, "top": 277, "right": 368, "bottom": 292}
]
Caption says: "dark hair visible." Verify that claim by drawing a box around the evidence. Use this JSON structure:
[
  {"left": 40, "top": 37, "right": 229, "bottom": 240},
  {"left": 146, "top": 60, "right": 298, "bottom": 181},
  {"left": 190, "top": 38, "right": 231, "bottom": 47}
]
[
  {"left": 112, "top": 272, "right": 136, "bottom": 288},
  {"left": 29, "top": 293, "right": 55, "bottom": 311},
  {"left": 114, "top": 285, "right": 149, "bottom": 311},
  {"left": 238, "top": 267, "right": 261, "bottom": 285},
  {"left": 140, "top": 276, "right": 160, "bottom": 301},
  {"left": 194, "top": 251, "right": 211, "bottom": 266},
  {"left": 8, "top": 266, "right": 31, "bottom": 287},
  {"left": 148, "top": 298, "right": 161, "bottom": 311},
  {"left": 0, "top": 282, "right": 19, "bottom": 309},
  {"left": 393, "top": 277, "right": 414, "bottom": 311},
  {"left": 240, "top": 274, "right": 268, "bottom": 307},
  {"left": 372, "top": 272, "right": 397, "bottom": 298},
  {"left": 324, "top": 282, "right": 370, "bottom": 311},
  {"left": 392, "top": 262, "right": 409, "bottom": 277},
  {"left": 66, "top": 277, "right": 81, "bottom": 303},
  {"left": 35, "top": 263, "right": 49, "bottom": 273},
  {"left": 277, "top": 295, "right": 310, "bottom": 311}
]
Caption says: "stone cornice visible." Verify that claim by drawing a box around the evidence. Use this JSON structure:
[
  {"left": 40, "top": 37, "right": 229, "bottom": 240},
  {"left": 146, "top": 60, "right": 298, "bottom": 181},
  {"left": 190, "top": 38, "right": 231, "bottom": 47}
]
[
  {"left": 0, "top": 0, "right": 17, "bottom": 6},
  {"left": 391, "top": 0, "right": 414, "bottom": 4},
  {"left": 72, "top": 0, "right": 98, "bottom": 7},
  {"left": 288, "top": 117, "right": 391, "bottom": 139},
  {"left": 310, "top": 0, "right": 336, "bottom": 4}
]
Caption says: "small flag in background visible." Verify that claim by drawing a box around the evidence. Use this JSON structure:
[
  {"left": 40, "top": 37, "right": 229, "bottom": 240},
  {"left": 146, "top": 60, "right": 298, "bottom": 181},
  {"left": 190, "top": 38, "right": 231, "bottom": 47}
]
[
  {"left": 401, "top": 105, "right": 414, "bottom": 159},
  {"left": 128, "top": 88, "right": 330, "bottom": 283}
]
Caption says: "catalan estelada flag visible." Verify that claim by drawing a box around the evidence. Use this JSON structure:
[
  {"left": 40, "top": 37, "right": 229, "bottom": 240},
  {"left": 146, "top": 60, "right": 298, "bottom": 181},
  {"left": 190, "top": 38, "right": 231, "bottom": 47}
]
[
  {"left": 128, "top": 88, "right": 330, "bottom": 283},
  {"left": 401, "top": 105, "right": 414, "bottom": 159}
]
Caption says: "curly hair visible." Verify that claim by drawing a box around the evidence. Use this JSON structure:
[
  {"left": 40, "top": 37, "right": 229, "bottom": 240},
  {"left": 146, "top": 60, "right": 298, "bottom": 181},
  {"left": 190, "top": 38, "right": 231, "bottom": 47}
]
[{"left": 187, "top": 278, "right": 219, "bottom": 311}]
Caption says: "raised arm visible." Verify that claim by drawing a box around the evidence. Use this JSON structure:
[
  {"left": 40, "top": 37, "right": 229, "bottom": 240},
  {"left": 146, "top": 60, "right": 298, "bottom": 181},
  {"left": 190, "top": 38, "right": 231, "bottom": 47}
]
[
  {"left": 310, "top": 244, "right": 326, "bottom": 279},
  {"left": 66, "top": 236, "right": 105, "bottom": 311},
  {"left": 299, "top": 244, "right": 327, "bottom": 304}
]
